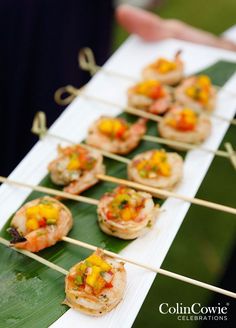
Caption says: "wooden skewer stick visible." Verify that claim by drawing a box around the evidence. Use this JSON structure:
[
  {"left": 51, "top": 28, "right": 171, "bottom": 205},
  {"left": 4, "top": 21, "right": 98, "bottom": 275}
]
[
  {"left": 79, "top": 47, "right": 137, "bottom": 82},
  {"left": 97, "top": 173, "right": 236, "bottom": 216},
  {"left": 0, "top": 176, "right": 163, "bottom": 217},
  {"left": 78, "top": 47, "right": 236, "bottom": 126},
  {"left": 0, "top": 237, "right": 68, "bottom": 275},
  {"left": 225, "top": 142, "right": 236, "bottom": 170},
  {"left": 142, "top": 135, "right": 231, "bottom": 159},
  {"left": 34, "top": 111, "right": 234, "bottom": 162},
  {"left": 1, "top": 235, "right": 235, "bottom": 299},
  {"left": 32, "top": 112, "right": 130, "bottom": 165},
  {"left": 0, "top": 176, "right": 99, "bottom": 206},
  {"left": 54, "top": 85, "right": 162, "bottom": 123},
  {"left": 63, "top": 236, "right": 236, "bottom": 299}
]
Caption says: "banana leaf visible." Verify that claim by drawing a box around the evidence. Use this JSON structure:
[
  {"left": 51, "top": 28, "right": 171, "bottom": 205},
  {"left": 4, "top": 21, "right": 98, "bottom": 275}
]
[{"left": 0, "top": 60, "right": 236, "bottom": 328}]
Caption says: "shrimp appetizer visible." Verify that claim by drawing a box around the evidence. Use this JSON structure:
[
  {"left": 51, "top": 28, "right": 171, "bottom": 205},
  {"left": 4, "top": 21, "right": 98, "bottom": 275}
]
[
  {"left": 86, "top": 116, "right": 146, "bottom": 154},
  {"left": 175, "top": 75, "right": 217, "bottom": 112},
  {"left": 64, "top": 249, "right": 126, "bottom": 316},
  {"left": 97, "top": 186, "right": 159, "bottom": 240},
  {"left": 127, "top": 80, "right": 172, "bottom": 114},
  {"left": 48, "top": 144, "right": 105, "bottom": 194},
  {"left": 128, "top": 149, "right": 183, "bottom": 193},
  {"left": 8, "top": 197, "right": 73, "bottom": 252},
  {"left": 142, "top": 51, "right": 184, "bottom": 85},
  {"left": 158, "top": 106, "right": 211, "bottom": 146}
]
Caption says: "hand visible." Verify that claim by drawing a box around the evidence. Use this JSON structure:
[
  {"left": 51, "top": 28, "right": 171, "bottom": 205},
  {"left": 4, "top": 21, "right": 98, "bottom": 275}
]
[{"left": 116, "top": 4, "right": 236, "bottom": 51}]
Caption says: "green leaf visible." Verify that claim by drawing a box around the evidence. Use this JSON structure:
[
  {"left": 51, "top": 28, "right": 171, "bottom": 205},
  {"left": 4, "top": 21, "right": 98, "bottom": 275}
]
[{"left": 1, "top": 60, "right": 236, "bottom": 328}]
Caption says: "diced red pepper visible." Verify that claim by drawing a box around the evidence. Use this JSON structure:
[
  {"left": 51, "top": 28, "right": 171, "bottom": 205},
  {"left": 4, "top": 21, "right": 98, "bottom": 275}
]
[
  {"left": 107, "top": 211, "right": 114, "bottom": 220},
  {"left": 38, "top": 217, "right": 47, "bottom": 227},
  {"left": 149, "top": 85, "right": 164, "bottom": 99},
  {"left": 105, "top": 282, "right": 113, "bottom": 289}
]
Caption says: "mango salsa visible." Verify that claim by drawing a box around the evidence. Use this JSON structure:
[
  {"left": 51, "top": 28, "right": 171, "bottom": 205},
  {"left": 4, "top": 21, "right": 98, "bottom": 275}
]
[
  {"left": 185, "top": 75, "right": 212, "bottom": 104},
  {"left": 136, "top": 150, "right": 171, "bottom": 178},
  {"left": 135, "top": 80, "right": 164, "bottom": 99},
  {"left": 86, "top": 254, "right": 111, "bottom": 271},
  {"left": 25, "top": 201, "right": 59, "bottom": 231},
  {"left": 71, "top": 253, "right": 114, "bottom": 294},
  {"left": 98, "top": 118, "right": 128, "bottom": 139},
  {"left": 86, "top": 266, "right": 103, "bottom": 287},
  {"left": 151, "top": 58, "right": 177, "bottom": 73},
  {"left": 67, "top": 157, "right": 81, "bottom": 170},
  {"left": 166, "top": 108, "right": 197, "bottom": 131}
]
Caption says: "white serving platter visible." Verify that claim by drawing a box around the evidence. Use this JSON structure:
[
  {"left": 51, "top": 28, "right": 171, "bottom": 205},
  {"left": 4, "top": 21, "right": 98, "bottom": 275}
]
[{"left": 1, "top": 36, "right": 236, "bottom": 328}]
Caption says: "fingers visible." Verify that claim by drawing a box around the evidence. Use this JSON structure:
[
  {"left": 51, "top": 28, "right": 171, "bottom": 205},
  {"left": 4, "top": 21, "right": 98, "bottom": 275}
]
[
  {"left": 171, "top": 20, "right": 236, "bottom": 51},
  {"left": 115, "top": 4, "right": 173, "bottom": 41},
  {"left": 116, "top": 4, "right": 236, "bottom": 51}
]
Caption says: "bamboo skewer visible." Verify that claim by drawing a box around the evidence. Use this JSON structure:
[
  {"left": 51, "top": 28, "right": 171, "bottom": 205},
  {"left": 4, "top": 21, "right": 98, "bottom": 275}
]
[
  {"left": 0, "top": 174, "right": 235, "bottom": 298},
  {"left": 0, "top": 175, "right": 162, "bottom": 216},
  {"left": 33, "top": 112, "right": 234, "bottom": 161},
  {"left": 54, "top": 85, "right": 162, "bottom": 123},
  {"left": 79, "top": 47, "right": 137, "bottom": 82},
  {"left": 30, "top": 113, "right": 236, "bottom": 215},
  {"left": 0, "top": 176, "right": 99, "bottom": 206},
  {"left": 32, "top": 112, "right": 130, "bottom": 165},
  {"left": 78, "top": 47, "right": 236, "bottom": 127},
  {"left": 142, "top": 135, "right": 231, "bottom": 158},
  {"left": 0, "top": 235, "right": 235, "bottom": 299},
  {"left": 2, "top": 172, "right": 236, "bottom": 217},
  {"left": 97, "top": 173, "right": 236, "bottom": 216},
  {"left": 54, "top": 86, "right": 236, "bottom": 161},
  {"left": 225, "top": 142, "right": 236, "bottom": 170},
  {"left": 63, "top": 236, "right": 236, "bottom": 299},
  {"left": 0, "top": 237, "right": 68, "bottom": 275}
]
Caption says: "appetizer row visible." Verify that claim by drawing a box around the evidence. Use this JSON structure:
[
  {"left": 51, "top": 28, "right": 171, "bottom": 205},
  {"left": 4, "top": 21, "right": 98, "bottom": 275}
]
[
  {"left": 7, "top": 196, "right": 126, "bottom": 315},
  {"left": 48, "top": 145, "right": 183, "bottom": 195}
]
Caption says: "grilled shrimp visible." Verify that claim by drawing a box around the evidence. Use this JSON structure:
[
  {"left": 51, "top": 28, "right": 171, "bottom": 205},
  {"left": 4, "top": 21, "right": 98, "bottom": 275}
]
[
  {"left": 128, "top": 149, "right": 183, "bottom": 194},
  {"left": 64, "top": 250, "right": 126, "bottom": 316},
  {"left": 86, "top": 116, "right": 147, "bottom": 154},
  {"left": 9, "top": 197, "right": 73, "bottom": 252},
  {"left": 142, "top": 51, "right": 184, "bottom": 85},
  {"left": 158, "top": 106, "right": 211, "bottom": 147},
  {"left": 48, "top": 144, "right": 105, "bottom": 194},
  {"left": 175, "top": 75, "right": 217, "bottom": 112},
  {"left": 97, "top": 186, "right": 160, "bottom": 240},
  {"left": 128, "top": 80, "right": 172, "bottom": 114}
]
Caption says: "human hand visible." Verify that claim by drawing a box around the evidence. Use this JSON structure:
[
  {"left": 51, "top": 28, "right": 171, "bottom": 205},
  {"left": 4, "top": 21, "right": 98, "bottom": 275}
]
[{"left": 116, "top": 4, "right": 236, "bottom": 51}]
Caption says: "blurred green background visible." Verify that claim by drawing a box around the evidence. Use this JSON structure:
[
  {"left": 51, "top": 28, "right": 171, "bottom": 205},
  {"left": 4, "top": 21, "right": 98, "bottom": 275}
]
[{"left": 113, "top": 1, "right": 236, "bottom": 327}]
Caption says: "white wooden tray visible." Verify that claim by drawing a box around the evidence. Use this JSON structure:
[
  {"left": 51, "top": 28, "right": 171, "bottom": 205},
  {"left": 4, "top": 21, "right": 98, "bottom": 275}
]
[{"left": 1, "top": 37, "right": 236, "bottom": 328}]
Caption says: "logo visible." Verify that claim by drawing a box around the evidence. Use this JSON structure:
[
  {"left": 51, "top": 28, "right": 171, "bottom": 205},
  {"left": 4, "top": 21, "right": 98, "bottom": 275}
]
[{"left": 159, "top": 302, "right": 230, "bottom": 321}]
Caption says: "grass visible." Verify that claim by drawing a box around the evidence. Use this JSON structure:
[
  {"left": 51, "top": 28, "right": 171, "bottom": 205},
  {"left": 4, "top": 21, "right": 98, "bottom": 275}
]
[{"left": 112, "top": 1, "right": 236, "bottom": 327}]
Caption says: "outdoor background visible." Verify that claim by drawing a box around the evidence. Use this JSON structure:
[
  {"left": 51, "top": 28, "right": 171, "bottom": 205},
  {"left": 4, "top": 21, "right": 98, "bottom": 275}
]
[{"left": 113, "top": 1, "right": 236, "bottom": 327}]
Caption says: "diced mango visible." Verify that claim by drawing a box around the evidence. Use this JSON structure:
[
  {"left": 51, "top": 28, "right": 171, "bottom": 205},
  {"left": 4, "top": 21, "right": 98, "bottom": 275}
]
[
  {"left": 26, "top": 206, "right": 41, "bottom": 220},
  {"left": 86, "top": 254, "right": 111, "bottom": 271},
  {"left": 93, "top": 275, "right": 107, "bottom": 294},
  {"left": 67, "top": 157, "right": 81, "bottom": 170},
  {"left": 26, "top": 203, "right": 59, "bottom": 227},
  {"left": 185, "top": 86, "right": 197, "bottom": 98},
  {"left": 113, "top": 120, "right": 123, "bottom": 132},
  {"left": 98, "top": 118, "right": 127, "bottom": 139},
  {"left": 98, "top": 119, "right": 113, "bottom": 134},
  {"left": 86, "top": 265, "right": 103, "bottom": 287},
  {"left": 151, "top": 150, "right": 167, "bottom": 162},
  {"left": 136, "top": 80, "right": 159, "bottom": 96},
  {"left": 121, "top": 207, "right": 136, "bottom": 221},
  {"left": 158, "top": 162, "right": 171, "bottom": 177},
  {"left": 26, "top": 218, "right": 40, "bottom": 231},
  {"left": 198, "top": 75, "right": 211, "bottom": 86},
  {"left": 153, "top": 58, "right": 176, "bottom": 73},
  {"left": 39, "top": 204, "right": 59, "bottom": 223}
]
